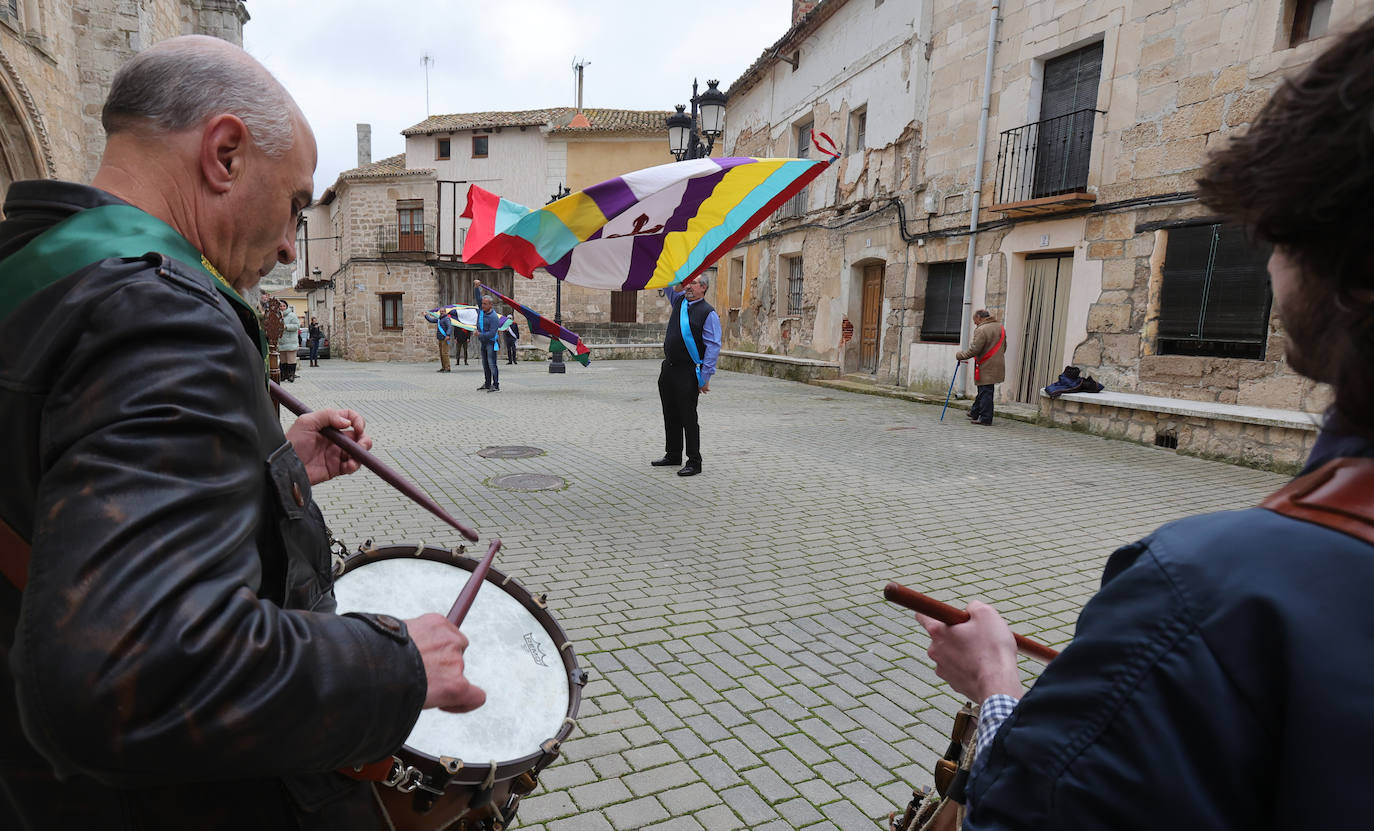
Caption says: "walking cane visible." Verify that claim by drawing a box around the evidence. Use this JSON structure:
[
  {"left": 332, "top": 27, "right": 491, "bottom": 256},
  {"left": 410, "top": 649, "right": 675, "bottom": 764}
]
[{"left": 939, "top": 362, "right": 961, "bottom": 421}]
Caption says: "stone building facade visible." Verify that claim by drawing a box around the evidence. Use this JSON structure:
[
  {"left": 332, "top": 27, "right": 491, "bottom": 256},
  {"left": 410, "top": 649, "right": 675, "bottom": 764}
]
[
  {"left": 299, "top": 108, "right": 679, "bottom": 362},
  {"left": 0, "top": 0, "right": 248, "bottom": 191},
  {"left": 911, "top": 0, "right": 1371, "bottom": 415}
]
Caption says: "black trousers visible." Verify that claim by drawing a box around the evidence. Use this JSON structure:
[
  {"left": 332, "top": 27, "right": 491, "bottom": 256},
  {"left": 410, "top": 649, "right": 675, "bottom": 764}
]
[
  {"left": 971, "top": 384, "right": 995, "bottom": 423},
  {"left": 657, "top": 359, "right": 702, "bottom": 465}
]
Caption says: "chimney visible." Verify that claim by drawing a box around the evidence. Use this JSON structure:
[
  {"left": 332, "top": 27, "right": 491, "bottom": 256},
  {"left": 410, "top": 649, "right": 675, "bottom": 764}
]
[
  {"left": 792, "top": 0, "right": 819, "bottom": 25},
  {"left": 356, "top": 124, "right": 371, "bottom": 168}
]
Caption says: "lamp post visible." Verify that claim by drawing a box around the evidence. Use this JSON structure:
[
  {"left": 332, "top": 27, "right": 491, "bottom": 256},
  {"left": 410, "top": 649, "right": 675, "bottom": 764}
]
[
  {"left": 666, "top": 79, "right": 727, "bottom": 161},
  {"left": 547, "top": 184, "right": 572, "bottom": 374}
]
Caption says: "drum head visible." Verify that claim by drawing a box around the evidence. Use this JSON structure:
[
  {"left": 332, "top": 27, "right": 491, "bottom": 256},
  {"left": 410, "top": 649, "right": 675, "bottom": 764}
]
[{"left": 333, "top": 557, "right": 570, "bottom": 764}]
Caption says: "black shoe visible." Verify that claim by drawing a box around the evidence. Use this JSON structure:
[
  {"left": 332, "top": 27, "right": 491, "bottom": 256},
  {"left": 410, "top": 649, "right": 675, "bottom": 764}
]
[
  {"left": 477, "top": 384, "right": 490, "bottom": 390},
  {"left": 677, "top": 463, "right": 702, "bottom": 477},
  {"left": 971, "top": 420, "right": 992, "bottom": 426},
  {"left": 650, "top": 456, "right": 681, "bottom": 467},
  {"left": 489, "top": 386, "right": 500, "bottom": 392}
]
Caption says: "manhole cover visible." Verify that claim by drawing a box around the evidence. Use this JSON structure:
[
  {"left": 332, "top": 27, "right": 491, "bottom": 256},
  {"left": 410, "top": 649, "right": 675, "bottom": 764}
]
[
  {"left": 477, "top": 445, "right": 545, "bottom": 459},
  {"left": 488, "top": 473, "right": 566, "bottom": 491}
]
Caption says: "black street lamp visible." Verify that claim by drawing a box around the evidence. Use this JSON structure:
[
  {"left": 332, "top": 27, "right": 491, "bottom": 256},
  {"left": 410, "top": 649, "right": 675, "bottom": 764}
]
[
  {"left": 547, "top": 184, "right": 572, "bottom": 374},
  {"left": 667, "top": 79, "right": 727, "bottom": 161}
]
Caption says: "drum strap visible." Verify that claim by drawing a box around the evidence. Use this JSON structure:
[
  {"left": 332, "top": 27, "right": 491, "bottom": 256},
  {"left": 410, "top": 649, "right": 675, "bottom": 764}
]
[
  {"left": 1260, "top": 456, "right": 1374, "bottom": 545},
  {"left": 0, "top": 515, "right": 30, "bottom": 590}
]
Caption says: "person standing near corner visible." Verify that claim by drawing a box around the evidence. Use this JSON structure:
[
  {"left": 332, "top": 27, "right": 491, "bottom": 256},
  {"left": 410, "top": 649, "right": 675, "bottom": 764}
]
[
  {"left": 434, "top": 311, "right": 452, "bottom": 373},
  {"left": 307, "top": 315, "right": 323, "bottom": 367},
  {"left": 955, "top": 309, "right": 1005, "bottom": 426},
  {"left": 651, "top": 277, "right": 721, "bottom": 477},
  {"left": 278, "top": 302, "right": 300, "bottom": 382},
  {"left": 475, "top": 294, "right": 501, "bottom": 392},
  {"left": 504, "top": 318, "right": 520, "bottom": 365}
]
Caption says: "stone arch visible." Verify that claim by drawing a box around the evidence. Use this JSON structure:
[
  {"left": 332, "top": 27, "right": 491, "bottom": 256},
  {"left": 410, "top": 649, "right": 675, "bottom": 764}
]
[{"left": 0, "top": 49, "right": 56, "bottom": 201}]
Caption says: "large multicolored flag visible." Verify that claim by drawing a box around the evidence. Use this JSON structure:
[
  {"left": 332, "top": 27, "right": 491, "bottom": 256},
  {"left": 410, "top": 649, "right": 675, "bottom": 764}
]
[
  {"left": 460, "top": 135, "right": 839, "bottom": 290},
  {"left": 423, "top": 304, "right": 512, "bottom": 334},
  {"left": 476, "top": 282, "right": 592, "bottom": 367}
]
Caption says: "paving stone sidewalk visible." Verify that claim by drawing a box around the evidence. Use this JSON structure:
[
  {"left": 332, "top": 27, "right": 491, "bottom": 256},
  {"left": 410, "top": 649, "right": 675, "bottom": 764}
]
[{"left": 286, "top": 358, "right": 1286, "bottom": 831}]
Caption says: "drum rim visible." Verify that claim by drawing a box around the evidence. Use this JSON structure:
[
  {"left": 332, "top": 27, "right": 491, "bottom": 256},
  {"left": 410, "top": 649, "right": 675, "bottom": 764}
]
[{"left": 337, "top": 543, "right": 585, "bottom": 785}]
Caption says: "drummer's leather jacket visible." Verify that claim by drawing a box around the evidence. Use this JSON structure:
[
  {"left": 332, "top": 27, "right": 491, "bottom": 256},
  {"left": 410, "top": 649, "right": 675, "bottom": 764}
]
[
  {"left": 965, "top": 431, "right": 1374, "bottom": 830},
  {"left": 0, "top": 181, "right": 426, "bottom": 829}
]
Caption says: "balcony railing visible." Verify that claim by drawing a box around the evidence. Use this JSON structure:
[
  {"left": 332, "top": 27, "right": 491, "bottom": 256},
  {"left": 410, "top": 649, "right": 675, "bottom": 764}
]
[
  {"left": 376, "top": 222, "right": 436, "bottom": 255},
  {"left": 992, "top": 109, "right": 1099, "bottom": 212}
]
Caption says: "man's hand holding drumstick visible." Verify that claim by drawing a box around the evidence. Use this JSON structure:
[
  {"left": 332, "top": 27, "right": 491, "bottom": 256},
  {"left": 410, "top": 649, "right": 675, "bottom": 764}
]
[
  {"left": 408, "top": 616, "right": 486, "bottom": 713},
  {"left": 411, "top": 538, "right": 502, "bottom": 714},
  {"left": 914, "top": 602, "right": 1024, "bottom": 703},
  {"left": 885, "top": 583, "right": 1051, "bottom": 703}
]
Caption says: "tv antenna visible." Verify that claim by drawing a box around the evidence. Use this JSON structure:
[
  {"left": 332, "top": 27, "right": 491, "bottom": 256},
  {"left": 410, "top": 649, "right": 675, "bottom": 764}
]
[
  {"left": 572, "top": 57, "right": 590, "bottom": 109},
  {"left": 422, "top": 53, "right": 435, "bottom": 116}
]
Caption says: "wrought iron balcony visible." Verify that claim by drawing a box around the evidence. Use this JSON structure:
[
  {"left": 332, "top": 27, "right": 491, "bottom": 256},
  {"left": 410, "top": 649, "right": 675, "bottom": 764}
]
[
  {"left": 376, "top": 222, "right": 436, "bottom": 255},
  {"left": 991, "top": 108, "right": 1099, "bottom": 216}
]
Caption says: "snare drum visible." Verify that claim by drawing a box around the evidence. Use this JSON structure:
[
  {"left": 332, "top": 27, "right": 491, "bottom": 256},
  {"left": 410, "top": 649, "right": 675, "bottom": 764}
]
[{"left": 332, "top": 544, "right": 586, "bottom": 831}]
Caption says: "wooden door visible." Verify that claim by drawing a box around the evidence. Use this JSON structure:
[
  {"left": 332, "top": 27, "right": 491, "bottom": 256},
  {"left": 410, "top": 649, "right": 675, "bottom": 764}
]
[
  {"left": 610, "top": 290, "right": 637, "bottom": 322},
  {"left": 397, "top": 206, "right": 424, "bottom": 252},
  {"left": 1016, "top": 254, "right": 1074, "bottom": 402},
  {"left": 860, "top": 264, "right": 883, "bottom": 373}
]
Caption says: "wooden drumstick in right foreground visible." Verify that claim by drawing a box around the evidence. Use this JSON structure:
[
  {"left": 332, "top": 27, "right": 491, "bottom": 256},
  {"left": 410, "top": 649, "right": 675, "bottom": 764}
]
[{"left": 884, "top": 582, "right": 1060, "bottom": 663}]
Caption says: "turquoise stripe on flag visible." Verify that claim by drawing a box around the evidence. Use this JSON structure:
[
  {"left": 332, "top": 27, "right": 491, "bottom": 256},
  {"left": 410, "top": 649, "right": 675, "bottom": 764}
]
[
  {"left": 674, "top": 160, "right": 814, "bottom": 283},
  {"left": 494, "top": 197, "right": 531, "bottom": 235},
  {"left": 504, "top": 208, "right": 581, "bottom": 266}
]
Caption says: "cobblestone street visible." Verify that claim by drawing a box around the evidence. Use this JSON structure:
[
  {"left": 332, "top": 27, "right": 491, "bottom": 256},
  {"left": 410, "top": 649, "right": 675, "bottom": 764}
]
[{"left": 288, "top": 358, "right": 1286, "bottom": 831}]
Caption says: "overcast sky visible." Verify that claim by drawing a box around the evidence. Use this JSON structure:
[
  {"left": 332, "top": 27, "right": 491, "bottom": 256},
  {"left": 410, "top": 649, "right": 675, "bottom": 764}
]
[{"left": 242, "top": 1, "right": 793, "bottom": 198}]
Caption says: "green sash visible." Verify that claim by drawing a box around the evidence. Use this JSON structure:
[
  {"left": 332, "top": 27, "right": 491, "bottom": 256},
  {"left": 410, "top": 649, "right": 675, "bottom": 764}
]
[{"left": 0, "top": 203, "right": 267, "bottom": 365}]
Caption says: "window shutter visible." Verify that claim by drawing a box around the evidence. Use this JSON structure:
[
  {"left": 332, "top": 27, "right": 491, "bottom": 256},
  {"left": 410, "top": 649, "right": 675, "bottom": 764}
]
[
  {"left": 1158, "top": 225, "right": 1213, "bottom": 340},
  {"left": 1201, "top": 226, "right": 1271, "bottom": 342},
  {"left": 1042, "top": 42, "right": 1103, "bottom": 120},
  {"left": 921, "top": 262, "right": 965, "bottom": 342}
]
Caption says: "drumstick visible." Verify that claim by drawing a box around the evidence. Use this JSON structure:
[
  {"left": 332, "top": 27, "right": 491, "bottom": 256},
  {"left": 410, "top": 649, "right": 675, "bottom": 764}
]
[
  {"left": 269, "top": 381, "right": 480, "bottom": 542},
  {"left": 447, "top": 539, "right": 501, "bottom": 627},
  {"left": 884, "top": 582, "right": 1060, "bottom": 663}
]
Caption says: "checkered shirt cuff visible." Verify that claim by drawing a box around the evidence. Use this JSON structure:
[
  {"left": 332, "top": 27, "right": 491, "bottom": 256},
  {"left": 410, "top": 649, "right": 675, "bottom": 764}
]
[{"left": 975, "top": 694, "right": 1019, "bottom": 759}]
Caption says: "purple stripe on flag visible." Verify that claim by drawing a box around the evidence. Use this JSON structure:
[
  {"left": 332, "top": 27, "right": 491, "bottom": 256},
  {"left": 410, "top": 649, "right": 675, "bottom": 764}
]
[
  {"left": 582, "top": 177, "right": 638, "bottom": 220},
  {"left": 621, "top": 169, "right": 727, "bottom": 291},
  {"left": 712, "top": 157, "right": 755, "bottom": 171},
  {"left": 546, "top": 250, "right": 572, "bottom": 279}
]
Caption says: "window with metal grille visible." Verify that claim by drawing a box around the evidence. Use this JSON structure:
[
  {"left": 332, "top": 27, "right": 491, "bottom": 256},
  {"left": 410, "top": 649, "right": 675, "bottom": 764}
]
[
  {"left": 1157, "top": 223, "right": 1272, "bottom": 360},
  {"left": 787, "top": 257, "right": 804, "bottom": 315},
  {"left": 472, "top": 135, "right": 489, "bottom": 158},
  {"left": 380, "top": 293, "right": 404, "bottom": 330},
  {"left": 920, "top": 262, "right": 965, "bottom": 343},
  {"left": 437, "top": 138, "right": 450, "bottom": 159},
  {"left": 1290, "top": 0, "right": 1333, "bottom": 46}
]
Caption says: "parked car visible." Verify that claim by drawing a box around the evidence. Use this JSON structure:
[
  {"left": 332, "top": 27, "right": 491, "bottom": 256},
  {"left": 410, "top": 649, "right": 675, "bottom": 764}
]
[{"left": 298, "top": 336, "right": 330, "bottom": 359}]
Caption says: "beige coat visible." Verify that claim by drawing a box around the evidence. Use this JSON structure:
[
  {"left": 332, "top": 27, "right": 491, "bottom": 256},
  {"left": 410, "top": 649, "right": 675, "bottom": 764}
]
[{"left": 956, "top": 318, "right": 1006, "bottom": 385}]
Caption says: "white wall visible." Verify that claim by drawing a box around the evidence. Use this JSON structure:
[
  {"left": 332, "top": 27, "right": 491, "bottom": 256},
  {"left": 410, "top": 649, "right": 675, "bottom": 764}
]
[{"left": 725, "top": 0, "right": 929, "bottom": 209}]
